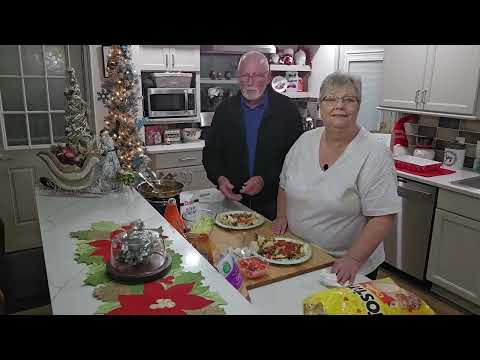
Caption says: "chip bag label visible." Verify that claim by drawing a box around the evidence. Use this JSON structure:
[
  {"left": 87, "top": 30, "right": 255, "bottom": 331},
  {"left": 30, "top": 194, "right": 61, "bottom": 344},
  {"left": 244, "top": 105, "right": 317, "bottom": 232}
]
[{"left": 303, "top": 278, "right": 435, "bottom": 315}]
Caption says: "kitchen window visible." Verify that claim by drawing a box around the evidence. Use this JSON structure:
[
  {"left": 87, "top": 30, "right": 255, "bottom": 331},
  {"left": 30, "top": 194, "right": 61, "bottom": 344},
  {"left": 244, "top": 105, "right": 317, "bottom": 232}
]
[{"left": 0, "top": 45, "right": 90, "bottom": 149}]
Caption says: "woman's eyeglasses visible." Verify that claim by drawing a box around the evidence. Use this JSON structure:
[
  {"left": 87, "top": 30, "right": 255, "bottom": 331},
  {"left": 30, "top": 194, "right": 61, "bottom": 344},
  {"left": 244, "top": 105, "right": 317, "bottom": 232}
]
[{"left": 321, "top": 96, "right": 358, "bottom": 106}]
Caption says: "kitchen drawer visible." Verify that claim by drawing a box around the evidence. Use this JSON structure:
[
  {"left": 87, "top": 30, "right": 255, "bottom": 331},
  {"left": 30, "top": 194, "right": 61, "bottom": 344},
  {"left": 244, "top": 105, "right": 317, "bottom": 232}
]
[
  {"left": 437, "top": 188, "right": 480, "bottom": 222},
  {"left": 151, "top": 150, "right": 203, "bottom": 169}
]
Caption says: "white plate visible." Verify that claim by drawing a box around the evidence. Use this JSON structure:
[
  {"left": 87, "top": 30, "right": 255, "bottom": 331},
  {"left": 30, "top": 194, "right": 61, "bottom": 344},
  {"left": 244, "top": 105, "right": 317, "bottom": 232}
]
[
  {"left": 215, "top": 211, "right": 265, "bottom": 230},
  {"left": 252, "top": 237, "right": 312, "bottom": 265},
  {"left": 271, "top": 76, "right": 288, "bottom": 93}
]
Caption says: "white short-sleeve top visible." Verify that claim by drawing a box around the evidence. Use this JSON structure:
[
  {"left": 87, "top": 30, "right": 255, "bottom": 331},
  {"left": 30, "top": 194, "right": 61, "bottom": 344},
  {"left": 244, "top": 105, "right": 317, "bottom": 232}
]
[{"left": 279, "top": 126, "right": 401, "bottom": 275}]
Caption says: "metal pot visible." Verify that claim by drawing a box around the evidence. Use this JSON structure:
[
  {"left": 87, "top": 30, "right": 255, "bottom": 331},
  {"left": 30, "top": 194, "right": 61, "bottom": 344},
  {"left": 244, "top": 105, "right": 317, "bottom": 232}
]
[{"left": 136, "top": 179, "right": 184, "bottom": 215}]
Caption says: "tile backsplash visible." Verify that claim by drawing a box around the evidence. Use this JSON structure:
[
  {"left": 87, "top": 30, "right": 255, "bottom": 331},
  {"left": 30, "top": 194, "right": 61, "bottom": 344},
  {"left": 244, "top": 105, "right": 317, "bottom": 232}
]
[{"left": 415, "top": 115, "right": 480, "bottom": 168}]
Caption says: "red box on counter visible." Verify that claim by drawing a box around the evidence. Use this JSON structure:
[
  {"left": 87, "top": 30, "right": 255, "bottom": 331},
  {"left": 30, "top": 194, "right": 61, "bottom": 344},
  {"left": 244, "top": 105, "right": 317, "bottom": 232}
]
[{"left": 145, "top": 125, "right": 163, "bottom": 145}]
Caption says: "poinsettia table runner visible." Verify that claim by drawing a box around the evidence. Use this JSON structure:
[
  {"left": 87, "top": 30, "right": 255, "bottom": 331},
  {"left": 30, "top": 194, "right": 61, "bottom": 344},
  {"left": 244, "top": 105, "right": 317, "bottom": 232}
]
[{"left": 70, "top": 221, "right": 227, "bottom": 315}]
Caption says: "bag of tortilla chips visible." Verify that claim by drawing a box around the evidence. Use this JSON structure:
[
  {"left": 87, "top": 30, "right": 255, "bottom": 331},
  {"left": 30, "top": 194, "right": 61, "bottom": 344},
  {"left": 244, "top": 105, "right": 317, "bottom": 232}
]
[{"left": 303, "top": 277, "right": 435, "bottom": 315}]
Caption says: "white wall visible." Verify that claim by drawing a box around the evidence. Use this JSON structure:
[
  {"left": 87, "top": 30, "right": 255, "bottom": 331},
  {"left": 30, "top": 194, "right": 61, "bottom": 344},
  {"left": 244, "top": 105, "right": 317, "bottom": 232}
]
[{"left": 306, "top": 45, "right": 339, "bottom": 100}]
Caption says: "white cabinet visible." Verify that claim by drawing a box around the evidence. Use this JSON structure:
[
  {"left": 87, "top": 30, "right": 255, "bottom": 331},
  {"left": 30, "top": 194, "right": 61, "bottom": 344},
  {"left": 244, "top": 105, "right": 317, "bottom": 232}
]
[
  {"left": 382, "top": 45, "right": 428, "bottom": 110},
  {"left": 135, "top": 45, "right": 200, "bottom": 72},
  {"left": 382, "top": 45, "right": 480, "bottom": 115},
  {"left": 427, "top": 208, "right": 480, "bottom": 306},
  {"left": 150, "top": 150, "right": 214, "bottom": 192},
  {"left": 169, "top": 46, "right": 200, "bottom": 72},
  {"left": 423, "top": 46, "right": 480, "bottom": 114}
]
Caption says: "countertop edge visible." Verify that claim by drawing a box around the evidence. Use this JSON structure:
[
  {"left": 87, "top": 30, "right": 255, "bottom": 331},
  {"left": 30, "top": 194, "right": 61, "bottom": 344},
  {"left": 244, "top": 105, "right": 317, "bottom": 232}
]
[
  {"left": 396, "top": 169, "right": 480, "bottom": 199},
  {"left": 147, "top": 141, "right": 205, "bottom": 154}
]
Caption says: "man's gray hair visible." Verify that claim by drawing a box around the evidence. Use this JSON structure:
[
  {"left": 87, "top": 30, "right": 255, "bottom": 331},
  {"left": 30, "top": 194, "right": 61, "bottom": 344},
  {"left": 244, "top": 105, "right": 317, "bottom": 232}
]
[
  {"left": 237, "top": 51, "right": 270, "bottom": 72},
  {"left": 319, "top": 71, "right": 362, "bottom": 103}
]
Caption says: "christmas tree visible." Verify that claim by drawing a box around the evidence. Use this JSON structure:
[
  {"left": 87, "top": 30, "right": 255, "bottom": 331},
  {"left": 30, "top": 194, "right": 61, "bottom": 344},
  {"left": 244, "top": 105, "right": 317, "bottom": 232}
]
[
  {"left": 97, "top": 45, "right": 147, "bottom": 170},
  {"left": 51, "top": 67, "right": 94, "bottom": 167}
]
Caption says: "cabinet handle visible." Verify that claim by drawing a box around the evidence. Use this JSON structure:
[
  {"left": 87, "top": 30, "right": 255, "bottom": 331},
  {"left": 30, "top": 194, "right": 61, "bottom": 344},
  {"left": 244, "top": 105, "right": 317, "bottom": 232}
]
[
  {"left": 179, "top": 157, "right": 196, "bottom": 162},
  {"left": 414, "top": 89, "right": 421, "bottom": 105},
  {"left": 165, "top": 53, "right": 168, "bottom": 68},
  {"left": 172, "top": 53, "right": 175, "bottom": 68},
  {"left": 421, "top": 89, "right": 427, "bottom": 104}
]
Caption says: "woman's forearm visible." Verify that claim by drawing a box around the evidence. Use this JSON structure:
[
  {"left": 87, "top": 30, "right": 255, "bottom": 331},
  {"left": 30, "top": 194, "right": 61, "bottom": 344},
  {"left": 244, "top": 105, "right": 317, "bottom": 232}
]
[
  {"left": 276, "top": 187, "right": 287, "bottom": 218},
  {"left": 347, "top": 214, "right": 395, "bottom": 264}
]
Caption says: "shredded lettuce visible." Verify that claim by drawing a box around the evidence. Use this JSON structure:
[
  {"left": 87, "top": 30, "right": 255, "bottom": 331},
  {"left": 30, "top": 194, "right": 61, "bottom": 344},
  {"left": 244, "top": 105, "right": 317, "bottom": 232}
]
[{"left": 190, "top": 215, "right": 215, "bottom": 234}]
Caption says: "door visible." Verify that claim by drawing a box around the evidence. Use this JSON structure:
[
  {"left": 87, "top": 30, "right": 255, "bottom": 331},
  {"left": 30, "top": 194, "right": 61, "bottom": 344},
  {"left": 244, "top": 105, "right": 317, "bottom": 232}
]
[
  {"left": 170, "top": 46, "right": 200, "bottom": 72},
  {"left": 423, "top": 45, "right": 480, "bottom": 115},
  {"left": 138, "top": 45, "right": 169, "bottom": 71},
  {"left": 427, "top": 208, "right": 480, "bottom": 306},
  {"left": 341, "top": 47, "right": 384, "bottom": 131},
  {"left": 382, "top": 45, "right": 428, "bottom": 110},
  {"left": 0, "top": 45, "right": 90, "bottom": 252}
]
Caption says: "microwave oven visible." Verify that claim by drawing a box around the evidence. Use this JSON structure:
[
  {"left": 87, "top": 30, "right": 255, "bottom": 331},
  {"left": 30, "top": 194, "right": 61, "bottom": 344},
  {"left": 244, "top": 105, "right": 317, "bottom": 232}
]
[{"left": 147, "top": 88, "right": 197, "bottom": 118}]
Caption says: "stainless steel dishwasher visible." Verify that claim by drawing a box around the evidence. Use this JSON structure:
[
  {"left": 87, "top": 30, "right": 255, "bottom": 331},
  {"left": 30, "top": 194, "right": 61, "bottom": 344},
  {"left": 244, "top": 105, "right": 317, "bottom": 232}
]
[{"left": 384, "top": 176, "right": 438, "bottom": 280}]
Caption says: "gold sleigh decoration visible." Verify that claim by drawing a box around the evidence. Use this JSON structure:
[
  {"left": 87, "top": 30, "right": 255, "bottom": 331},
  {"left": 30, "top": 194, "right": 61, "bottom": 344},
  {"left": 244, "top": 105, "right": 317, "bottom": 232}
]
[{"left": 36, "top": 151, "right": 100, "bottom": 191}]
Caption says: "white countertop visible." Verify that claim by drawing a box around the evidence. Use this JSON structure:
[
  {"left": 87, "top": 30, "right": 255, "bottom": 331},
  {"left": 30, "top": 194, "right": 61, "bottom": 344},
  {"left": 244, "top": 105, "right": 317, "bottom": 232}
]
[
  {"left": 35, "top": 186, "right": 252, "bottom": 315},
  {"left": 396, "top": 167, "right": 480, "bottom": 199},
  {"left": 147, "top": 140, "right": 205, "bottom": 154}
]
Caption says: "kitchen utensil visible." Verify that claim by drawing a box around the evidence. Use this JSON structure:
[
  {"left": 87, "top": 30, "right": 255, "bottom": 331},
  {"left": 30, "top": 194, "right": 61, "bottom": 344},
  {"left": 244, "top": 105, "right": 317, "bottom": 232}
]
[{"left": 138, "top": 172, "right": 158, "bottom": 194}]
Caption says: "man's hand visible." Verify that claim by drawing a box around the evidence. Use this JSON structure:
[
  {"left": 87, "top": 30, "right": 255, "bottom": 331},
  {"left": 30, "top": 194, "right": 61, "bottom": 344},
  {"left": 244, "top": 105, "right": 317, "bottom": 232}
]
[
  {"left": 331, "top": 255, "right": 362, "bottom": 285},
  {"left": 272, "top": 215, "right": 288, "bottom": 234},
  {"left": 239, "top": 176, "right": 264, "bottom": 196},
  {"left": 218, "top": 176, "right": 242, "bottom": 201}
]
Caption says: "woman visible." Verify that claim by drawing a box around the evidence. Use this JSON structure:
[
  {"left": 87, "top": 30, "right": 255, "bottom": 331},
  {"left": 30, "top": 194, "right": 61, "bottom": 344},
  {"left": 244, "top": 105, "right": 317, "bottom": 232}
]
[{"left": 272, "top": 72, "right": 401, "bottom": 284}]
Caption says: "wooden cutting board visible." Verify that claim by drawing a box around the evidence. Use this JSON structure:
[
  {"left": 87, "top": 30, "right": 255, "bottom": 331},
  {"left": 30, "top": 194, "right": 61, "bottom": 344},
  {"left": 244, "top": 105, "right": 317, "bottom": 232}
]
[{"left": 208, "top": 221, "right": 335, "bottom": 290}]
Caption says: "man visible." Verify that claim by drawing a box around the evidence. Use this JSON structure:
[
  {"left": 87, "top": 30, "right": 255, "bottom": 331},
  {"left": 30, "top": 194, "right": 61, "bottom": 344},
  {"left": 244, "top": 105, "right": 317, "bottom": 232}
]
[{"left": 203, "top": 51, "right": 303, "bottom": 220}]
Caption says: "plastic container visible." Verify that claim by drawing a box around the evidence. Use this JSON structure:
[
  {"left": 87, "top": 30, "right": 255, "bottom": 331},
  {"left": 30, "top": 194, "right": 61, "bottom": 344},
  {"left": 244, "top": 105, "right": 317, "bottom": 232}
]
[
  {"left": 394, "top": 154, "right": 442, "bottom": 173},
  {"left": 413, "top": 146, "right": 435, "bottom": 160},
  {"left": 238, "top": 257, "right": 269, "bottom": 279}
]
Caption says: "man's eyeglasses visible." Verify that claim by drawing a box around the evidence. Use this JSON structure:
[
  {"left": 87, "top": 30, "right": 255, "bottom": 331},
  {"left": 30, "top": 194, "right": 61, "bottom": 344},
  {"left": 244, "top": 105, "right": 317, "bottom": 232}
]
[
  {"left": 321, "top": 96, "right": 358, "bottom": 106},
  {"left": 238, "top": 72, "right": 267, "bottom": 82}
]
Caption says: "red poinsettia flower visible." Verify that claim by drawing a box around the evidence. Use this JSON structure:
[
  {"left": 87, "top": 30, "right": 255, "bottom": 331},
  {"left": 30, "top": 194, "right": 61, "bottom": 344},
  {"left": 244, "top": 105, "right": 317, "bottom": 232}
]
[
  {"left": 89, "top": 239, "right": 111, "bottom": 264},
  {"left": 107, "top": 281, "right": 213, "bottom": 315}
]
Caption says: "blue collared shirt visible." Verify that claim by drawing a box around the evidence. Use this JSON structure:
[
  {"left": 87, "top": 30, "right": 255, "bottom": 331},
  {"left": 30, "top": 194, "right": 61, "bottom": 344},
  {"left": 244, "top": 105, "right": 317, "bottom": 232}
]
[{"left": 240, "top": 93, "right": 269, "bottom": 177}]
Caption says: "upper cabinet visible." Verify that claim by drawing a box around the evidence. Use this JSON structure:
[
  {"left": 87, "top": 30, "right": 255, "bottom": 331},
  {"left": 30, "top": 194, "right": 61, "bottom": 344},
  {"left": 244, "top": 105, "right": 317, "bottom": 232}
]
[
  {"left": 382, "top": 45, "right": 480, "bottom": 116},
  {"left": 133, "top": 45, "right": 200, "bottom": 72}
]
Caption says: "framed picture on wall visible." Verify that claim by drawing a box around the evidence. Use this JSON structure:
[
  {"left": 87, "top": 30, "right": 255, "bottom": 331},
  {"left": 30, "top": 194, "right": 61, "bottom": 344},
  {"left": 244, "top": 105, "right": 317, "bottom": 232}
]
[{"left": 102, "top": 45, "right": 112, "bottom": 78}]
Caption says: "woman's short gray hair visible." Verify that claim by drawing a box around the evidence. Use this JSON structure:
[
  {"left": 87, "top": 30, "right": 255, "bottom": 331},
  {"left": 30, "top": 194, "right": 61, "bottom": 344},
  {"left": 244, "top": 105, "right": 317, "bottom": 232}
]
[{"left": 319, "top": 72, "right": 362, "bottom": 103}]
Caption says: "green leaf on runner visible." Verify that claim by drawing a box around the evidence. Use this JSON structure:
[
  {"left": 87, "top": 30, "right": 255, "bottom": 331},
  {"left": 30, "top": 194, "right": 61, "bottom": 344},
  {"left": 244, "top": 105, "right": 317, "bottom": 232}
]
[
  {"left": 91, "top": 221, "right": 121, "bottom": 233},
  {"left": 76, "top": 243, "right": 95, "bottom": 255},
  {"left": 85, "top": 263, "right": 109, "bottom": 286},
  {"left": 200, "top": 291, "right": 227, "bottom": 306},
  {"left": 128, "top": 284, "right": 144, "bottom": 295},
  {"left": 95, "top": 301, "right": 121, "bottom": 314},
  {"left": 173, "top": 271, "right": 204, "bottom": 286},
  {"left": 168, "top": 251, "right": 182, "bottom": 274},
  {"left": 75, "top": 251, "right": 103, "bottom": 265},
  {"left": 70, "top": 230, "right": 97, "bottom": 241}
]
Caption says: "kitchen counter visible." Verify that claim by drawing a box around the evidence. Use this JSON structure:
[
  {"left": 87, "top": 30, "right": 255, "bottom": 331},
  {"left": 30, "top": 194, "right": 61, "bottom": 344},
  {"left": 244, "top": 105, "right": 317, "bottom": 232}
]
[
  {"left": 147, "top": 140, "right": 205, "bottom": 154},
  {"left": 35, "top": 185, "right": 363, "bottom": 315},
  {"left": 34, "top": 186, "right": 252, "bottom": 315},
  {"left": 396, "top": 167, "right": 480, "bottom": 199}
]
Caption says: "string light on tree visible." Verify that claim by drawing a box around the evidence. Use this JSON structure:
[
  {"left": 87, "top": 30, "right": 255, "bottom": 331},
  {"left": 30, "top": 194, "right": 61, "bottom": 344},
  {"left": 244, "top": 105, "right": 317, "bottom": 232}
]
[{"left": 96, "top": 45, "right": 148, "bottom": 170}]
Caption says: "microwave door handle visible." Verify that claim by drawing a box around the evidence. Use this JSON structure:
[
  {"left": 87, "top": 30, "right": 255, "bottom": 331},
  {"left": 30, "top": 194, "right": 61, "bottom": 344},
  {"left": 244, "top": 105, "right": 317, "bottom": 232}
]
[{"left": 184, "top": 90, "right": 189, "bottom": 111}]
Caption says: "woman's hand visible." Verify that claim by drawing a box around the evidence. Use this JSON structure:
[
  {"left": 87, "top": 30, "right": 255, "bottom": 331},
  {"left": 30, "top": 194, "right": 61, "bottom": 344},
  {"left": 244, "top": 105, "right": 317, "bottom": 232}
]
[
  {"left": 331, "top": 255, "right": 362, "bottom": 285},
  {"left": 272, "top": 215, "right": 288, "bottom": 234}
]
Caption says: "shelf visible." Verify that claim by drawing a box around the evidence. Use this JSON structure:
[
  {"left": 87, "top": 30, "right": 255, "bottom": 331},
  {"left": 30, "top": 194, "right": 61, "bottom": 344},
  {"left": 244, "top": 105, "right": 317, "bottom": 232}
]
[
  {"left": 376, "top": 106, "right": 480, "bottom": 121},
  {"left": 270, "top": 64, "right": 311, "bottom": 72},
  {"left": 283, "top": 92, "right": 311, "bottom": 99},
  {"left": 200, "top": 78, "right": 239, "bottom": 84}
]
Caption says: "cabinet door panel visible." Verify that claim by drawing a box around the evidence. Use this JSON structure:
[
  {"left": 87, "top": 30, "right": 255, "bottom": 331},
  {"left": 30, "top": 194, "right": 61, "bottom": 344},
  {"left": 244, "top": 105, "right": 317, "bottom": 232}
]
[
  {"left": 427, "top": 209, "right": 480, "bottom": 305},
  {"left": 423, "top": 46, "right": 480, "bottom": 115},
  {"left": 170, "top": 46, "right": 200, "bottom": 72},
  {"left": 382, "top": 45, "right": 428, "bottom": 109},
  {"left": 138, "top": 45, "right": 169, "bottom": 71}
]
